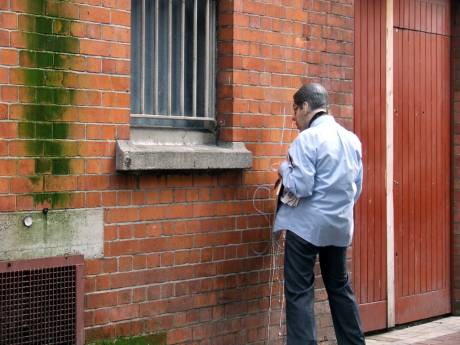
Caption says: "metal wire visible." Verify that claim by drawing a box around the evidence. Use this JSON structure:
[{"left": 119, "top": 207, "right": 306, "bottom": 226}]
[{"left": 0, "top": 266, "right": 77, "bottom": 345}]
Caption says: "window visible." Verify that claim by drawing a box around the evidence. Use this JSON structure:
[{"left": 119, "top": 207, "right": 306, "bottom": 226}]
[
  {"left": 117, "top": 0, "right": 252, "bottom": 171},
  {"left": 131, "top": 0, "right": 216, "bottom": 130}
]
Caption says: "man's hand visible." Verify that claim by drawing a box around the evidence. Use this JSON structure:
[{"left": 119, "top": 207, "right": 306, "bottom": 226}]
[
  {"left": 273, "top": 230, "right": 285, "bottom": 242},
  {"left": 278, "top": 160, "right": 290, "bottom": 179}
]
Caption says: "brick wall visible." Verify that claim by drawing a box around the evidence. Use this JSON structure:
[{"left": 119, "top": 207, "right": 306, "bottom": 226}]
[
  {"left": 453, "top": 1, "right": 460, "bottom": 315},
  {"left": 0, "top": 0, "right": 354, "bottom": 344}
]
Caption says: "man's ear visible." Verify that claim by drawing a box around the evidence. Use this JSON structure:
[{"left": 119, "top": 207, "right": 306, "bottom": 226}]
[{"left": 302, "top": 101, "right": 310, "bottom": 113}]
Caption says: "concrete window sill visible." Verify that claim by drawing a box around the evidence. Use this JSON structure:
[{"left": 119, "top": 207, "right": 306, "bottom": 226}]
[{"left": 116, "top": 140, "right": 253, "bottom": 171}]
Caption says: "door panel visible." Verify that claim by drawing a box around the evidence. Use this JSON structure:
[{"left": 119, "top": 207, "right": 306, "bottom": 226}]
[
  {"left": 353, "top": 0, "right": 387, "bottom": 332},
  {"left": 393, "top": 18, "right": 451, "bottom": 324},
  {"left": 394, "top": 0, "right": 451, "bottom": 36}
]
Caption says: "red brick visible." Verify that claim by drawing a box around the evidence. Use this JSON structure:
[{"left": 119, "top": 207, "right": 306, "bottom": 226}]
[
  {"left": 79, "top": 142, "right": 113, "bottom": 157},
  {"left": 0, "top": 29, "right": 9, "bottom": 46},
  {"left": 94, "top": 309, "right": 111, "bottom": 325},
  {"left": 101, "top": 26, "right": 130, "bottom": 42},
  {"left": 57, "top": 2, "right": 80, "bottom": 19},
  {"left": 109, "top": 42, "right": 129, "bottom": 58},
  {"left": 102, "top": 58, "right": 117, "bottom": 73},
  {"left": 78, "top": 175, "right": 111, "bottom": 190},
  {"left": 73, "top": 90, "right": 101, "bottom": 106},
  {"left": 117, "top": 289, "right": 132, "bottom": 305},
  {"left": 101, "top": 191, "right": 117, "bottom": 206},
  {"left": 87, "top": 291, "right": 117, "bottom": 309},
  {"left": 80, "top": 39, "right": 111, "bottom": 56},
  {"left": 86, "top": 158, "right": 114, "bottom": 174},
  {"left": 1, "top": 86, "right": 17, "bottom": 102},
  {"left": 111, "top": 9, "right": 130, "bottom": 26},
  {"left": 86, "top": 57, "right": 101, "bottom": 72},
  {"left": 16, "top": 195, "right": 33, "bottom": 210},
  {"left": 86, "top": 23, "right": 102, "bottom": 39},
  {"left": 106, "top": 207, "right": 139, "bottom": 223},
  {"left": 80, "top": 5, "right": 110, "bottom": 23},
  {"left": 0, "top": 177, "right": 9, "bottom": 193},
  {"left": 44, "top": 175, "right": 76, "bottom": 192},
  {"left": 0, "top": 13, "right": 16, "bottom": 30},
  {"left": 0, "top": 68, "right": 7, "bottom": 85},
  {"left": 85, "top": 259, "right": 102, "bottom": 275},
  {"left": 10, "top": 176, "right": 43, "bottom": 193},
  {"left": 69, "top": 21, "right": 86, "bottom": 37},
  {"left": 118, "top": 256, "right": 133, "bottom": 271},
  {"left": 0, "top": 49, "right": 17, "bottom": 65},
  {"left": 86, "top": 124, "right": 116, "bottom": 139},
  {"left": 100, "top": 91, "right": 129, "bottom": 107},
  {"left": 168, "top": 327, "right": 192, "bottom": 344},
  {"left": 95, "top": 275, "right": 111, "bottom": 291},
  {"left": 0, "top": 195, "right": 15, "bottom": 211},
  {"left": 0, "top": 159, "right": 15, "bottom": 176}
]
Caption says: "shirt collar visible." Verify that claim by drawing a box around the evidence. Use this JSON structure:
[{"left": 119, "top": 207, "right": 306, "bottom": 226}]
[{"left": 310, "top": 114, "right": 335, "bottom": 128}]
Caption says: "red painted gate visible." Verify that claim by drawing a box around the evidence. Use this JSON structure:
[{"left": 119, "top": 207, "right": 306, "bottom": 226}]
[
  {"left": 353, "top": 0, "right": 451, "bottom": 331},
  {"left": 393, "top": 0, "right": 451, "bottom": 324},
  {"left": 354, "top": 0, "right": 388, "bottom": 332}
]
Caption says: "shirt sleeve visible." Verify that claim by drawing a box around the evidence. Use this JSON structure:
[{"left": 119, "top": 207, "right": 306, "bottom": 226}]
[
  {"left": 354, "top": 145, "right": 363, "bottom": 203},
  {"left": 279, "top": 135, "right": 316, "bottom": 199}
]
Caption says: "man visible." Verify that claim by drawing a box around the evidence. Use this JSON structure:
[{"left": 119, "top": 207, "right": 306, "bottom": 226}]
[{"left": 274, "top": 83, "right": 365, "bottom": 345}]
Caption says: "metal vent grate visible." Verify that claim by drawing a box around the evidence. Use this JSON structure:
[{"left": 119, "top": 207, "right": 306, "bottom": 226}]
[{"left": 0, "top": 256, "right": 84, "bottom": 345}]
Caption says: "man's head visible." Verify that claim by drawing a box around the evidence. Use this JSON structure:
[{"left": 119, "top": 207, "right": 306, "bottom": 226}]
[{"left": 292, "top": 83, "right": 329, "bottom": 131}]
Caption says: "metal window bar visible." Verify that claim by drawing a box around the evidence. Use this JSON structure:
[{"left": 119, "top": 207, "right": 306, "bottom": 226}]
[
  {"left": 212, "top": 0, "right": 216, "bottom": 117},
  {"left": 180, "top": 0, "right": 185, "bottom": 116},
  {"left": 168, "top": 0, "right": 172, "bottom": 115},
  {"left": 192, "top": 0, "right": 198, "bottom": 117},
  {"left": 209, "top": 0, "right": 215, "bottom": 118},
  {"left": 205, "top": 0, "right": 209, "bottom": 118},
  {"left": 133, "top": 0, "right": 215, "bottom": 124},
  {"left": 141, "top": 0, "right": 146, "bottom": 114},
  {"left": 154, "top": 0, "right": 159, "bottom": 114}
]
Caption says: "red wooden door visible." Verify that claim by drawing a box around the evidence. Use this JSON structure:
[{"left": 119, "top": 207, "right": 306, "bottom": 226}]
[
  {"left": 393, "top": 0, "right": 451, "bottom": 324},
  {"left": 353, "top": 0, "right": 451, "bottom": 331},
  {"left": 353, "top": 0, "right": 388, "bottom": 332}
]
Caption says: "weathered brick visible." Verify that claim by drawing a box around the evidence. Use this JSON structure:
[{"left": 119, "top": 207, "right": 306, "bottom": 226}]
[{"left": 0, "top": 0, "right": 361, "bottom": 343}]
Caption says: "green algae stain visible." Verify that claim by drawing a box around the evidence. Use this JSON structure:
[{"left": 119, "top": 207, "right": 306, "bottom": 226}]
[
  {"left": 52, "top": 158, "right": 70, "bottom": 175},
  {"left": 20, "top": 0, "right": 79, "bottom": 207},
  {"left": 32, "top": 192, "right": 70, "bottom": 208},
  {"left": 53, "top": 122, "right": 69, "bottom": 139},
  {"left": 18, "top": 122, "right": 35, "bottom": 138},
  {"left": 87, "top": 333, "right": 168, "bottom": 345},
  {"left": 53, "top": 19, "right": 70, "bottom": 35},
  {"left": 35, "top": 159, "right": 51, "bottom": 174}
]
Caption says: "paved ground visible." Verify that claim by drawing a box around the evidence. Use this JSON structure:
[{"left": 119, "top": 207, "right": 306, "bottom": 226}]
[{"left": 366, "top": 316, "right": 460, "bottom": 345}]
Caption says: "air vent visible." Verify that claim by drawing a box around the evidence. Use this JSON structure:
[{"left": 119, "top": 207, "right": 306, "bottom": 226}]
[{"left": 0, "top": 255, "right": 84, "bottom": 345}]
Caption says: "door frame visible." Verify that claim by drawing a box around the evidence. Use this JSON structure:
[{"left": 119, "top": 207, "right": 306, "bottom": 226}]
[{"left": 385, "top": 0, "right": 395, "bottom": 329}]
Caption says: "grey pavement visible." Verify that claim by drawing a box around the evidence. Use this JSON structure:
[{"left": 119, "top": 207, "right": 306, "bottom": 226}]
[{"left": 366, "top": 316, "right": 460, "bottom": 345}]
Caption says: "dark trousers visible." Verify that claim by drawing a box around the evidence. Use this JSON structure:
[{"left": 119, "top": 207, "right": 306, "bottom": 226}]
[{"left": 284, "top": 230, "right": 365, "bottom": 345}]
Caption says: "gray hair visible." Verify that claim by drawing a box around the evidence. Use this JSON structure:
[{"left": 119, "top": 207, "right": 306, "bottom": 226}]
[{"left": 293, "top": 83, "right": 329, "bottom": 111}]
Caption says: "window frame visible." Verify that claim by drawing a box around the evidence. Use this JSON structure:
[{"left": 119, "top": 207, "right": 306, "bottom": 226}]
[{"left": 130, "top": 0, "right": 217, "bottom": 131}]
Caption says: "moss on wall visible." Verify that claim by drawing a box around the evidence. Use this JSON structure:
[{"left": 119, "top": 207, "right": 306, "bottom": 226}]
[
  {"left": 87, "top": 334, "right": 167, "bottom": 345},
  {"left": 20, "top": 0, "right": 79, "bottom": 207}
]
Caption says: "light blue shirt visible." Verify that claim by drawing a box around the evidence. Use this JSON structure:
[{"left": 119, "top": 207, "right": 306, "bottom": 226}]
[{"left": 274, "top": 115, "right": 363, "bottom": 247}]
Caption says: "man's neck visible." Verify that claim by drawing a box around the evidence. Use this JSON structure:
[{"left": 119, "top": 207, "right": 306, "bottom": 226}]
[{"left": 307, "top": 108, "right": 328, "bottom": 128}]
